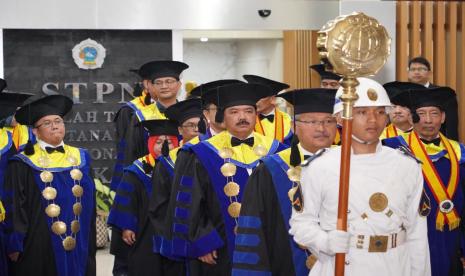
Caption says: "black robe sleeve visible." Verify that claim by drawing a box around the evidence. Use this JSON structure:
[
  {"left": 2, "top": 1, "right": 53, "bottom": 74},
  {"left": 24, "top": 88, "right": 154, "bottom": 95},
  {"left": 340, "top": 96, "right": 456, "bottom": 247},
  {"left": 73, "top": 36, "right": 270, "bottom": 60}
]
[
  {"left": 122, "top": 115, "right": 148, "bottom": 166},
  {"left": 148, "top": 161, "right": 173, "bottom": 241},
  {"left": 110, "top": 106, "right": 135, "bottom": 191},
  {"left": 233, "top": 163, "right": 298, "bottom": 275},
  {"left": 108, "top": 171, "right": 148, "bottom": 259},
  {"left": 164, "top": 150, "right": 230, "bottom": 275},
  {"left": 442, "top": 95, "right": 459, "bottom": 140},
  {"left": 4, "top": 160, "right": 57, "bottom": 276}
]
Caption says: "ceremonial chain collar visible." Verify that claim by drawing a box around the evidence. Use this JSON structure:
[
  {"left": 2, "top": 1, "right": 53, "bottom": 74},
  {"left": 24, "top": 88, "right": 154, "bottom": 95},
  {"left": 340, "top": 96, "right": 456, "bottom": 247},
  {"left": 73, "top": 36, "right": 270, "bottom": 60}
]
[
  {"left": 38, "top": 145, "right": 83, "bottom": 251},
  {"left": 218, "top": 141, "right": 268, "bottom": 232}
]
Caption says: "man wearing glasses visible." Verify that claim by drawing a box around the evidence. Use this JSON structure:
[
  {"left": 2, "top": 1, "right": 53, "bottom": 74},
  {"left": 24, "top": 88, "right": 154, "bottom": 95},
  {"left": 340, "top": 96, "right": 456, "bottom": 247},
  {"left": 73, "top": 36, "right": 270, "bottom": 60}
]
[
  {"left": 407, "top": 56, "right": 458, "bottom": 140},
  {"left": 232, "top": 88, "right": 338, "bottom": 276},
  {"left": 5, "top": 95, "right": 96, "bottom": 276},
  {"left": 110, "top": 60, "right": 188, "bottom": 276}
]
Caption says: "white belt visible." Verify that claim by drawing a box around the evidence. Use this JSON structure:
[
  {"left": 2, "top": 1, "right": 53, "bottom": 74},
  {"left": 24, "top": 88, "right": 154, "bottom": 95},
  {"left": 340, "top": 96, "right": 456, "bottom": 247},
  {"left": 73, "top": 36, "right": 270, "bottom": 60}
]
[{"left": 350, "top": 230, "right": 406, "bottom": 253}]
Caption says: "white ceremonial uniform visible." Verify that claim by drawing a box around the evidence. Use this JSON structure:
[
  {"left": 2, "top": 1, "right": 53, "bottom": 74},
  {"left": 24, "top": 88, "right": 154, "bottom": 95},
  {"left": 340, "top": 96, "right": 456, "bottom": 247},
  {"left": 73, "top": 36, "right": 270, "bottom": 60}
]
[{"left": 289, "top": 142, "right": 431, "bottom": 276}]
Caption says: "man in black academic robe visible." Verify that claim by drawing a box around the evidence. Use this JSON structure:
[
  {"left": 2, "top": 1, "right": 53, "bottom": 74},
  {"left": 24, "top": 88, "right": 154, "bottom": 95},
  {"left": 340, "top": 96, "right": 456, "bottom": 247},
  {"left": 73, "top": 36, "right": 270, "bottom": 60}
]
[
  {"left": 231, "top": 89, "right": 338, "bottom": 275},
  {"left": 4, "top": 95, "right": 96, "bottom": 276},
  {"left": 164, "top": 83, "right": 287, "bottom": 275}
]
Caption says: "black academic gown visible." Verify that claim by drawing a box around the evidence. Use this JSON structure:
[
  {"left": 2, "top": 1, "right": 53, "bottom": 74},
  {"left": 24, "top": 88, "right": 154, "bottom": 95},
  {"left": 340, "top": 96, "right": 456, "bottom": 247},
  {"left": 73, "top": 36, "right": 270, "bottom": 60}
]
[
  {"left": 232, "top": 162, "right": 308, "bottom": 276},
  {"left": 4, "top": 156, "right": 96, "bottom": 276},
  {"left": 146, "top": 158, "right": 186, "bottom": 275}
]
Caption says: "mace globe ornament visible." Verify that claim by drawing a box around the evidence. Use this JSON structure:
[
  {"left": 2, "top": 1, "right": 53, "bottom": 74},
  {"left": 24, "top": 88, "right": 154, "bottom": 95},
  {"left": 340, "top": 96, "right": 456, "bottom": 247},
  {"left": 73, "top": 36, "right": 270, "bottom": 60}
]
[{"left": 317, "top": 12, "right": 391, "bottom": 78}]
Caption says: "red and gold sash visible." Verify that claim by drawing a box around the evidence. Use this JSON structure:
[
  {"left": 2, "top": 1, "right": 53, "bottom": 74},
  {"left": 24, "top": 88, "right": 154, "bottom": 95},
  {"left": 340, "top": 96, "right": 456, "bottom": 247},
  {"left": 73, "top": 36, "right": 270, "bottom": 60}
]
[
  {"left": 385, "top": 124, "right": 398, "bottom": 138},
  {"left": 254, "top": 108, "right": 285, "bottom": 142},
  {"left": 409, "top": 132, "right": 460, "bottom": 231},
  {"left": 333, "top": 127, "right": 341, "bottom": 145}
]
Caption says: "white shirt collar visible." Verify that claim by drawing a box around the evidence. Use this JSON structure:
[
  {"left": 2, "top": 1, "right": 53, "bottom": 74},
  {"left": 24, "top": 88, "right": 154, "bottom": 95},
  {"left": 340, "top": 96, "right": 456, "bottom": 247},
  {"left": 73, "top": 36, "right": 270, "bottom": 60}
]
[
  {"left": 209, "top": 127, "right": 218, "bottom": 136},
  {"left": 37, "top": 139, "right": 65, "bottom": 151},
  {"left": 298, "top": 144, "right": 314, "bottom": 157},
  {"left": 261, "top": 109, "right": 275, "bottom": 116},
  {"left": 424, "top": 82, "right": 431, "bottom": 88},
  {"left": 228, "top": 132, "right": 254, "bottom": 140}
]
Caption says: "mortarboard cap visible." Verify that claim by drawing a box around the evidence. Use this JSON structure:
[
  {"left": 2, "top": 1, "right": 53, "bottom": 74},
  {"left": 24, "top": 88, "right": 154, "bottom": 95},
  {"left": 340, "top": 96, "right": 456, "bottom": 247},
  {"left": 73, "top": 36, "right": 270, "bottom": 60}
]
[
  {"left": 165, "top": 98, "right": 203, "bottom": 125},
  {"left": 278, "top": 88, "right": 337, "bottom": 114},
  {"left": 383, "top": 81, "right": 427, "bottom": 102},
  {"left": 138, "top": 60, "right": 188, "bottom": 81},
  {"left": 15, "top": 94, "right": 73, "bottom": 126},
  {"left": 215, "top": 83, "right": 275, "bottom": 110},
  {"left": 140, "top": 119, "right": 179, "bottom": 137},
  {"left": 310, "top": 64, "right": 341, "bottom": 81},
  {"left": 243, "top": 75, "right": 289, "bottom": 95},
  {"left": 0, "top": 92, "right": 33, "bottom": 121},
  {"left": 190, "top": 79, "right": 244, "bottom": 106},
  {"left": 391, "top": 86, "right": 456, "bottom": 112}
]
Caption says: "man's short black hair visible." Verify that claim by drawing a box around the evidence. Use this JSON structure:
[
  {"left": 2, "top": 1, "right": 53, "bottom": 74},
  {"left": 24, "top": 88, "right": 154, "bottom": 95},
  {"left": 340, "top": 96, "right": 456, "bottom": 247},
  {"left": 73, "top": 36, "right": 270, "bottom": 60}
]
[{"left": 408, "top": 56, "right": 431, "bottom": 71}]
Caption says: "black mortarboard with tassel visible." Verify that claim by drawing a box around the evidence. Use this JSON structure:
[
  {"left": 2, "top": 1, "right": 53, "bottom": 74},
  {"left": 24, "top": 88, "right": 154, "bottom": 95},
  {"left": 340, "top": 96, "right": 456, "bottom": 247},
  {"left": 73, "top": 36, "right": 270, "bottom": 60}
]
[{"left": 15, "top": 94, "right": 73, "bottom": 155}]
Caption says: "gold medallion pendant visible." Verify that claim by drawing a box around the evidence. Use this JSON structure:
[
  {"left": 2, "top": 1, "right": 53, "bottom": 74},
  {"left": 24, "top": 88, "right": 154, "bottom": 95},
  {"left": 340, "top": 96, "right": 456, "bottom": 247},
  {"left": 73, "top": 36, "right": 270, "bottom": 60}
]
[
  {"left": 73, "top": 203, "right": 82, "bottom": 215},
  {"left": 45, "top": 204, "right": 61, "bottom": 217},
  {"left": 71, "top": 220, "right": 80, "bottom": 233},
  {"left": 220, "top": 162, "right": 237, "bottom": 177},
  {"left": 369, "top": 192, "right": 388, "bottom": 212},
  {"left": 228, "top": 202, "right": 241, "bottom": 218},
  {"left": 253, "top": 144, "right": 267, "bottom": 157},
  {"left": 51, "top": 221, "right": 67, "bottom": 235},
  {"left": 286, "top": 166, "right": 301, "bottom": 182},
  {"left": 219, "top": 148, "right": 233, "bottom": 159},
  {"left": 224, "top": 181, "right": 240, "bottom": 197},
  {"left": 70, "top": 168, "right": 83, "bottom": 181},
  {"left": 42, "top": 187, "right": 57, "bottom": 200},
  {"left": 72, "top": 185, "right": 84, "bottom": 197},
  {"left": 40, "top": 171, "right": 54, "bottom": 183},
  {"left": 62, "top": 236, "right": 76, "bottom": 251}
]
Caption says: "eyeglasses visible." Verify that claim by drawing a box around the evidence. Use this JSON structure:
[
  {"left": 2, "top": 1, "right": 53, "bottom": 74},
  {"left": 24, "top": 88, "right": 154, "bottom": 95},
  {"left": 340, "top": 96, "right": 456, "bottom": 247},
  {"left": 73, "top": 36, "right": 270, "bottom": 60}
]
[
  {"left": 152, "top": 79, "right": 178, "bottom": 87},
  {"left": 295, "top": 118, "right": 337, "bottom": 127},
  {"left": 35, "top": 118, "right": 64, "bottom": 128},
  {"left": 181, "top": 123, "right": 199, "bottom": 130},
  {"left": 408, "top": 67, "right": 429, "bottom": 72}
]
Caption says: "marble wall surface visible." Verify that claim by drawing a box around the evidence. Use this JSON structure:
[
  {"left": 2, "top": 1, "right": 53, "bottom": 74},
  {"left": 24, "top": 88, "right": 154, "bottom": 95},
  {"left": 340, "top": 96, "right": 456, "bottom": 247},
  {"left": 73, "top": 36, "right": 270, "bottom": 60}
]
[{"left": 182, "top": 39, "right": 283, "bottom": 88}]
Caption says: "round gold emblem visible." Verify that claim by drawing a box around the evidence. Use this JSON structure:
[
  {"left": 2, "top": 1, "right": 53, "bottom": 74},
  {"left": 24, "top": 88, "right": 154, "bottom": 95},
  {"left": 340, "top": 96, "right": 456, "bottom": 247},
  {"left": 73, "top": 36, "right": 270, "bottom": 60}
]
[
  {"left": 67, "top": 156, "right": 77, "bottom": 165},
  {"left": 286, "top": 167, "right": 301, "bottom": 182},
  {"left": 306, "top": 255, "right": 318, "bottom": 269},
  {"left": 40, "top": 171, "right": 54, "bottom": 183},
  {"left": 70, "top": 169, "right": 83, "bottom": 181},
  {"left": 42, "top": 187, "right": 57, "bottom": 200},
  {"left": 73, "top": 203, "right": 82, "bottom": 216},
  {"left": 45, "top": 204, "right": 61, "bottom": 218},
  {"left": 71, "top": 220, "right": 80, "bottom": 233},
  {"left": 288, "top": 186, "right": 298, "bottom": 202},
  {"left": 224, "top": 181, "right": 240, "bottom": 197},
  {"left": 72, "top": 185, "right": 84, "bottom": 197},
  {"left": 62, "top": 236, "right": 76, "bottom": 251},
  {"left": 38, "top": 157, "right": 50, "bottom": 167},
  {"left": 369, "top": 192, "right": 388, "bottom": 212},
  {"left": 227, "top": 202, "right": 242, "bottom": 218},
  {"left": 51, "top": 221, "right": 67, "bottom": 235},
  {"left": 219, "top": 148, "right": 233, "bottom": 159},
  {"left": 253, "top": 145, "right": 267, "bottom": 157},
  {"left": 367, "top": 88, "right": 378, "bottom": 101},
  {"left": 220, "top": 162, "right": 237, "bottom": 177}
]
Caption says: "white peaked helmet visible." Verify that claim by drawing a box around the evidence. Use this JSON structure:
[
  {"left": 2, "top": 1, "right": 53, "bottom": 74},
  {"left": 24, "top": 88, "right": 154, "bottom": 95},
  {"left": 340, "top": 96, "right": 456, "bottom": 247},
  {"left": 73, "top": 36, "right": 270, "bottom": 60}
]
[{"left": 333, "top": 77, "right": 392, "bottom": 114}]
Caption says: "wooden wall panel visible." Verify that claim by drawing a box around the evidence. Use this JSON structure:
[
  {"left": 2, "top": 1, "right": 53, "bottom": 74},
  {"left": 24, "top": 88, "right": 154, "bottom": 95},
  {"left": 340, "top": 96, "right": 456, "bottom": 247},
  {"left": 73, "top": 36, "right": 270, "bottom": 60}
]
[
  {"left": 283, "top": 30, "right": 320, "bottom": 89},
  {"left": 397, "top": 2, "right": 409, "bottom": 81},
  {"left": 433, "top": 2, "right": 446, "bottom": 85}
]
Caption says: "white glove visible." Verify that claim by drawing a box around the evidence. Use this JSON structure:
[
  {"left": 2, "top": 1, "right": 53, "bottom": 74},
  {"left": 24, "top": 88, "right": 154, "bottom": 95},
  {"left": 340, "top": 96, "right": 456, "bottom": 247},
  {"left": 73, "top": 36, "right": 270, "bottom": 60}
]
[{"left": 325, "top": 230, "right": 350, "bottom": 255}]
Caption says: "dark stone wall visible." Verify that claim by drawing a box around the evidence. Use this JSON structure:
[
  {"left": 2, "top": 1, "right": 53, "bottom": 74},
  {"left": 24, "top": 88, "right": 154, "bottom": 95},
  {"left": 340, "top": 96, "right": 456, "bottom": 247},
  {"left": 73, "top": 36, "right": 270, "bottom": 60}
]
[{"left": 4, "top": 29, "right": 172, "bottom": 183}]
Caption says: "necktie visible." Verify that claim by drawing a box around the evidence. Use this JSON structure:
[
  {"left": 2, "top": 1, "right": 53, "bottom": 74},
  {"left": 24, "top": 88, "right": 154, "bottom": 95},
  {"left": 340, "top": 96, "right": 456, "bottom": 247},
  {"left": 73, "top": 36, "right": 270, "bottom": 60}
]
[
  {"left": 45, "top": 146, "right": 65, "bottom": 154},
  {"left": 420, "top": 137, "right": 441, "bottom": 146},
  {"left": 259, "top": 114, "right": 274, "bottom": 123},
  {"left": 231, "top": 137, "right": 254, "bottom": 147}
]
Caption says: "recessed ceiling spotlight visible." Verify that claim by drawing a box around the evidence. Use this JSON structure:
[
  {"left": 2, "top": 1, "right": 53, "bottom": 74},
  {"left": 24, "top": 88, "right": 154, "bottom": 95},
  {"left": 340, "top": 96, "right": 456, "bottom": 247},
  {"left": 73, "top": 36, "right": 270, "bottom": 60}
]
[{"left": 200, "top": 37, "right": 209, "bottom": 42}]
